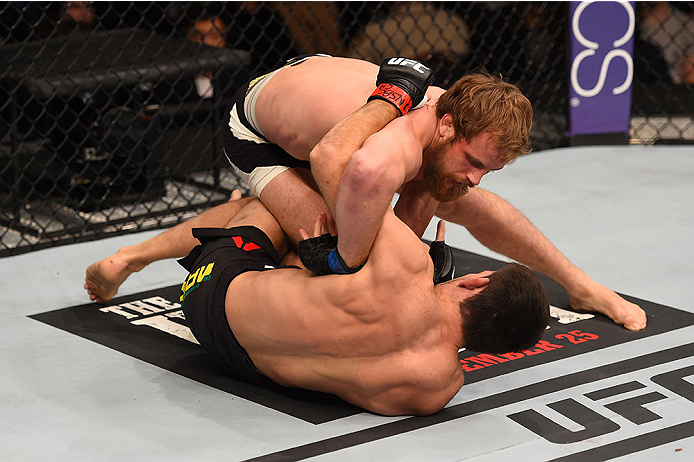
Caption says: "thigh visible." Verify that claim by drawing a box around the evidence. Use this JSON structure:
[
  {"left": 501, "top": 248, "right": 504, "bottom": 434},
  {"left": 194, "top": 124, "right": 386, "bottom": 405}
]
[
  {"left": 259, "top": 167, "right": 330, "bottom": 247},
  {"left": 224, "top": 200, "right": 288, "bottom": 257}
]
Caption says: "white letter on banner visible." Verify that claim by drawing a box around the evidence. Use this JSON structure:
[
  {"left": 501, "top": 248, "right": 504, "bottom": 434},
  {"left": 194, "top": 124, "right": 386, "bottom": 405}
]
[{"left": 571, "top": 1, "right": 634, "bottom": 98}]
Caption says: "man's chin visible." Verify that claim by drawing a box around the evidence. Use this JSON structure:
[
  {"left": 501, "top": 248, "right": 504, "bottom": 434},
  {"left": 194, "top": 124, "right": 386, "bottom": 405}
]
[{"left": 431, "top": 186, "right": 469, "bottom": 202}]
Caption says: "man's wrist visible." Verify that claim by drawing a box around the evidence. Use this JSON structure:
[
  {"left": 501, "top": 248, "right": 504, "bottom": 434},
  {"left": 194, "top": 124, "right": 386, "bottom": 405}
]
[
  {"left": 327, "top": 247, "right": 364, "bottom": 274},
  {"left": 366, "top": 97, "right": 403, "bottom": 118}
]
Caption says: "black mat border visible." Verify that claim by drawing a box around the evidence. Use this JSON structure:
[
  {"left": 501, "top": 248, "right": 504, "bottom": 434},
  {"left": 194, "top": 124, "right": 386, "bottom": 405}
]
[
  {"left": 29, "top": 247, "right": 694, "bottom": 427},
  {"left": 245, "top": 341, "right": 694, "bottom": 461}
]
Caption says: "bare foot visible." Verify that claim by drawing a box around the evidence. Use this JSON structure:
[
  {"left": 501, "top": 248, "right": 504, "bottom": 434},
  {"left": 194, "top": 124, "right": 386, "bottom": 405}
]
[
  {"left": 84, "top": 189, "right": 248, "bottom": 303},
  {"left": 570, "top": 283, "right": 647, "bottom": 331},
  {"left": 84, "top": 249, "right": 136, "bottom": 304}
]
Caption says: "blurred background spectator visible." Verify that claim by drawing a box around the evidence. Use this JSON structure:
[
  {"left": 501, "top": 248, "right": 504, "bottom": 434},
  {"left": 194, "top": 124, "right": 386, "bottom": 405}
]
[
  {"left": 60, "top": 1, "right": 95, "bottom": 27},
  {"left": 186, "top": 15, "right": 227, "bottom": 98},
  {"left": 639, "top": 1, "right": 694, "bottom": 84},
  {"left": 186, "top": 14, "right": 226, "bottom": 48},
  {"left": 346, "top": 1, "right": 469, "bottom": 84},
  {"left": 247, "top": 1, "right": 342, "bottom": 57}
]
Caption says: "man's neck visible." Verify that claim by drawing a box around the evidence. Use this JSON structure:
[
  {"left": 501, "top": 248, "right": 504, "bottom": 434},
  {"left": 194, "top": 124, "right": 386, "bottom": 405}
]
[
  {"left": 435, "top": 285, "right": 466, "bottom": 350},
  {"left": 408, "top": 103, "right": 441, "bottom": 152}
]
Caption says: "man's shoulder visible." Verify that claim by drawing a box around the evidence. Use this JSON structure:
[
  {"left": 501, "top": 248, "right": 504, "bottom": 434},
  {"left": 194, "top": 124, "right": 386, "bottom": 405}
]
[
  {"left": 368, "top": 241, "right": 431, "bottom": 288},
  {"left": 380, "top": 113, "right": 420, "bottom": 137},
  {"left": 390, "top": 350, "right": 464, "bottom": 415},
  {"left": 381, "top": 118, "right": 423, "bottom": 165}
]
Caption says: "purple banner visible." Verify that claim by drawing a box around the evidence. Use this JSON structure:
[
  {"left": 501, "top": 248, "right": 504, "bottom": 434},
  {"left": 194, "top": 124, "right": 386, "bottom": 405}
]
[{"left": 569, "top": 1, "right": 634, "bottom": 136}]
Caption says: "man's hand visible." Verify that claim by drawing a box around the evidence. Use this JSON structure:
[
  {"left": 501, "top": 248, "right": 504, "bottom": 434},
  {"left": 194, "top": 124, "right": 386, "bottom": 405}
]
[
  {"left": 298, "top": 213, "right": 364, "bottom": 275},
  {"left": 569, "top": 281, "right": 647, "bottom": 331},
  {"left": 368, "top": 57, "right": 434, "bottom": 115}
]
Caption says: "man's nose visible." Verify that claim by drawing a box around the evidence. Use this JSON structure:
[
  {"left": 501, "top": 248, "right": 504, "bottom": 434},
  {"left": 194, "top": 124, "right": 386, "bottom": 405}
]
[{"left": 467, "top": 169, "right": 484, "bottom": 186}]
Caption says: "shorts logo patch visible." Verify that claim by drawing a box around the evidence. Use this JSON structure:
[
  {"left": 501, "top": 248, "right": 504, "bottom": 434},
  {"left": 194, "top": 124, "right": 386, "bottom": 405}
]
[
  {"left": 180, "top": 262, "right": 214, "bottom": 302},
  {"left": 231, "top": 235, "right": 260, "bottom": 251}
]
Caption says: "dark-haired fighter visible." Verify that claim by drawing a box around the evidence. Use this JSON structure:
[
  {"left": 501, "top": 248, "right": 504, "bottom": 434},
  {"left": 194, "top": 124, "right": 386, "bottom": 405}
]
[{"left": 177, "top": 196, "right": 550, "bottom": 416}]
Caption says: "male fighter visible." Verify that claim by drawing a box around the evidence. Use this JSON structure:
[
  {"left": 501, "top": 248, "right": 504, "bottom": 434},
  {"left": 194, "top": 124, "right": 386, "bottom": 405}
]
[
  {"left": 177, "top": 195, "right": 550, "bottom": 416},
  {"left": 86, "top": 55, "right": 646, "bottom": 331},
  {"left": 221, "top": 55, "right": 644, "bottom": 330}
]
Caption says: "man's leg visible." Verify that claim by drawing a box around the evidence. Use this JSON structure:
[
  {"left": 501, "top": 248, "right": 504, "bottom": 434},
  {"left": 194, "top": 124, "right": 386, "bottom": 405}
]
[
  {"left": 85, "top": 190, "right": 254, "bottom": 303},
  {"left": 257, "top": 168, "right": 332, "bottom": 247},
  {"left": 222, "top": 197, "right": 290, "bottom": 259}
]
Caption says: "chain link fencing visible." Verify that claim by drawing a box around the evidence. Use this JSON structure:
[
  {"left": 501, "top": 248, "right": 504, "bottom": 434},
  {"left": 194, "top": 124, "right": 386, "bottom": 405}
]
[{"left": 1, "top": 1, "right": 692, "bottom": 256}]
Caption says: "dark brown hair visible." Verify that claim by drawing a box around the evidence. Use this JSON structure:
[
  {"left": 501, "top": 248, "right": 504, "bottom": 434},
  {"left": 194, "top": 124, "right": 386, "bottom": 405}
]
[
  {"left": 460, "top": 263, "right": 550, "bottom": 354},
  {"left": 436, "top": 72, "right": 533, "bottom": 162}
]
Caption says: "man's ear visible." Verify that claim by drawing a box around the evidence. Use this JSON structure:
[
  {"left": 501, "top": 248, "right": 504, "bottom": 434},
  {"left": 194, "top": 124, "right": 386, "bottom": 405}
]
[
  {"left": 439, "top": 114, "right": 455, "bottom": 141},
  {"left": 458, "top": 277, "right": 490, "bottom": 289}
]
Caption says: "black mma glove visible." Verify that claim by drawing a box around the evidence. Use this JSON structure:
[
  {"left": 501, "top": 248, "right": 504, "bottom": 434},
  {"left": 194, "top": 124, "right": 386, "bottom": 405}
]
[
  {"left": 429, "top": 240, "right": 455, "bottom": 285},
  {"left": 368, "top": 58, "right": 434, "bottom": 115},
  {"left": 298, "top": 234, "right": 364, "bottom": 276}
]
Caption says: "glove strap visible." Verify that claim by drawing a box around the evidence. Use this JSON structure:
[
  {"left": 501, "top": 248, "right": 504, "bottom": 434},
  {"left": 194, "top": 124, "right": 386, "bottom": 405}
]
[
  {"left": 368, "top": 83, "right": 413, "bottom": 115},
  {"left": 327, "top": 247, "right": 364, "bottom": 274}
]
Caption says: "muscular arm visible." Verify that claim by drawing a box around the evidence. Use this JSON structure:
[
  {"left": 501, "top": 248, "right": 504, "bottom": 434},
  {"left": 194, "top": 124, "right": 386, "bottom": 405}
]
[
  {"left": 437, "top": 188, "right": 575, "bottom": 282},
  {"left": 309, "top": 102, "right": 421, "bottom": 268},
  {"left": 436, "top": 188, "right": 647, "bottom": 331},
  {"left": 306, "top": 60, "right": 434, "bottom": 270},
  {"left": 309, "top": 100, "right": 400, "bottom": 212}
]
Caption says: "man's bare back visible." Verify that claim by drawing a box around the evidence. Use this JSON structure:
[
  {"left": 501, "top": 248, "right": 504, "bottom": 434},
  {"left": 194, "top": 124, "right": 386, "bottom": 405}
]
[
  {"left": 254, "top": 56, "right": 444, "bottom": 160},
  {"left": 223, "top": 204, "right": 465, "bottom": 416}
]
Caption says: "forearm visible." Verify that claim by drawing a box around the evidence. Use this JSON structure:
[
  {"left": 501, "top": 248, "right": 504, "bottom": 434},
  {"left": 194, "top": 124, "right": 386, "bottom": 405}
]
[
  {"left": 309, "top": 100, "right": 400, "bottom": 214},
  {"left": 308, "top": 101, "right": 401, "bottom": 269},
  {"left": 436, "top": 189, "right": 590, "bottom": 293},
  {"left": 437, "top": 188, "right": 647, "bottom": 331},
  {"left": 333, "top": 151, "right": 403, "bottom": 267}
]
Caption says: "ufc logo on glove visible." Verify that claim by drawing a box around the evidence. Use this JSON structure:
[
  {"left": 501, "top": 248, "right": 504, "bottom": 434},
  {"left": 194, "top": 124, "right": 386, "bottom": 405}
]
[{"left": 387, "top": 57, "right": 430, "bottom": 74}]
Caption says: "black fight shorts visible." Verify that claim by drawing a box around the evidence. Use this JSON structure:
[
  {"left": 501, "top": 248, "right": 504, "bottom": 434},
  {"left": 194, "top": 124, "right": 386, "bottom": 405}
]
[
  {"left": 178, "top": 226, "right": 282, "bottom": 388},
  {"left": 222, "top": 82, "right": 311, "bottom": 175},
  {"left": 222, "top": 56, "right": 324, "bottom": 176}
]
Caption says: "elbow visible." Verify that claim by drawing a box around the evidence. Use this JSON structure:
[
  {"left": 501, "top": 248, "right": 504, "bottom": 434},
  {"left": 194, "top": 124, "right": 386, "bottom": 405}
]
[
  {"left": 309, "top": 132, "right": 345, "bottom": 165},
  {"left": 411, "top": 406, "right": 442, "bottom": 417},
  {"left": 308, "top": 144, "right": 324, "bottom": 165},
  {"left": 343, "top": 149, "right": 400, "bottom": 198},
  {"left": 409, "top": 398, "right": 448, "bottom": 416}
]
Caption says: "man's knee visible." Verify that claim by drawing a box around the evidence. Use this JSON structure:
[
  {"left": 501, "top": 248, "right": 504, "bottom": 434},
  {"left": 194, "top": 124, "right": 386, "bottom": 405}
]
[
  {"left": 258, "top": 168, "right": 324, "bottom": 210},
  {"left": 246, "top": 165, "right": 292, "bottom": 197},
  {"left": 225, "top": 199, "right": 287, "bottom": 254}
]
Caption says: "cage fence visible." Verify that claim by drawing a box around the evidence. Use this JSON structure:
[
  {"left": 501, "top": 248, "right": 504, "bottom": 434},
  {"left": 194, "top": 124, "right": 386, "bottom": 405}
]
[{"left": 1, "top": 1, "right": 692, "bottom": 256}]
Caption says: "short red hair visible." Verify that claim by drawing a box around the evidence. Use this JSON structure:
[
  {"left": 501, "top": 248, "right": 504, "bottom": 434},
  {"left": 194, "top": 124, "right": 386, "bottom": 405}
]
[{"left": 436, "top": 73, "right": 533, "bottom": 162}]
